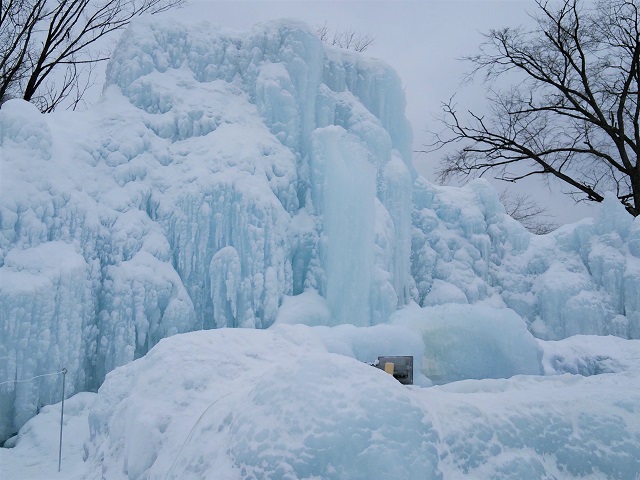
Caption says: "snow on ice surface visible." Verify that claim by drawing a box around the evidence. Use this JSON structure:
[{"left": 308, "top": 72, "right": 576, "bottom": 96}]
[
  {"left": 393, "top": 303, "right": 544, "bottom": 383},
  {"left": 82, "top": 328, "right": 440, "bottom": 480},
  {"left": 0, "top": 242, "right": 95, "bottom": 439},
  {"left": 0, "top": 392, "right": 96, "bottom": 480},
  {"left": 3, "top": 327, "right": 639, "bottom": 480},
  {"left": 539, "top": 333, "right": 640, "bottom": 376},
  {"left": 411, "top": 179, "right": 640, "bottom": 339},
  {"left": 2, "top": 15, "right": 640, "bottom": 455},
  {"left": 0, "top": 18, "right": 413, "bottom": 438}
]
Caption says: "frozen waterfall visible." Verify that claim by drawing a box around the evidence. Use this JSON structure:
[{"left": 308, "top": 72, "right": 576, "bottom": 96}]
[{"left": 1, "top": 18, "right": 640, "bottom": 442}]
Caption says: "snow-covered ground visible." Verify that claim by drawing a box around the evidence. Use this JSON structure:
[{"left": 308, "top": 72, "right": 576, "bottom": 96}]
[
  {"left": 2, "top": 324, "right": 639, "bottom": 479},
  {"left": 1, "top": 392, "right": 95, "bottom": 480}
]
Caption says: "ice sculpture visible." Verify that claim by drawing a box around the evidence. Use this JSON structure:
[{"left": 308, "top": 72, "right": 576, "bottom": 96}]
[
  {"left": 0, "top": 19, "right": 414, "bottom": 439},
  {"left": 2, "top": 17, "right": 640, "bottom": 442}
]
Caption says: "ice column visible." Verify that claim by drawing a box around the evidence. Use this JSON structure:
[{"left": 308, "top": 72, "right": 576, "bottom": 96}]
[{"left": 311, "top": 126, "right": 376, "bottom": 326}]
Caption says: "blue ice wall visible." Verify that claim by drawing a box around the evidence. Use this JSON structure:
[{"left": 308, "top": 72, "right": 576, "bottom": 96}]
[{"left": 0, "top": 19, "right": 414, "bottom": 439}]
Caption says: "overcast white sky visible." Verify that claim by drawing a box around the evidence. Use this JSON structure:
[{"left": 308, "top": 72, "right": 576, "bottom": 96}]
[{"left": 154, "top": 0, "right": 598, "bottom": 224}]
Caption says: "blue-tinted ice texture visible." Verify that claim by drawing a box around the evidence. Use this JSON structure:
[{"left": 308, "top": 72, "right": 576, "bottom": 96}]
[
  {"left": 76, "top": 328, "right": 639, "bottom": 480},
  {"left": 411, "top": 178, "right": 640, "bottom": 340},
  {"left": 3, "top": 327, "right": 640, "bottom": 479},
  {"left": 2, "top": 18, "right": 640, "bottom": 441}
]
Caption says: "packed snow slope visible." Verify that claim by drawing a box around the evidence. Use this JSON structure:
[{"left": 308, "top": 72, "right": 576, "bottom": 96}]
[
  {"left": 83, "top": 328, "right": 640, "bottom": 480},
  {"left": 1, "top": 17, "right": 640, "bottom": 442},
  {"left": 2, "top": 326, "right": 640, "bottom": 480}
]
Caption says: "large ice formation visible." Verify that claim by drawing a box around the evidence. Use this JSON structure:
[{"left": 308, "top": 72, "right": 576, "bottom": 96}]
[{"left": 1, "top": 17, "right": 640, "bottom": 444}]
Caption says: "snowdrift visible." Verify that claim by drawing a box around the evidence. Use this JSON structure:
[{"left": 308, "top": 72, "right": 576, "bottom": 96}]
[{"left": 3, "top": 326, "right": 639, "bottom": 479}]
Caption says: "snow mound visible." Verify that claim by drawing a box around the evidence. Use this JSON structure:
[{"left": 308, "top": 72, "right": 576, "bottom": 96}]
[
  {"left": 0, "top": 392, "right": 96, "bottom": 479},
  {"left": 393, "top": 304, "right": 543, "bottom": 383},
  {"left": 83, "top": 328, "right": 440, "bottom": 480},
  {"left": 428, "top": 372, "right": 640, "bottom": 479},
  {"left": 75, "top": 328, "right": 639, "bottom": 480},
  {"left": 540, "top": 334, "right": 640, "bottom": 376}
]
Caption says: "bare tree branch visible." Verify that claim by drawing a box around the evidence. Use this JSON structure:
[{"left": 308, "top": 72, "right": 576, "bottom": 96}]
[
  {"left": 499, "top": 189, "right": 558, "bottom": 234},
  {"left": 427, "top": 0, "right": 640, "bottom": 217},
  {"left": 1, "top": 0, "right": 186, "bottom": 112},
  {"left": 316, "top": 23, "right": 374, "bottom": 52}
]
